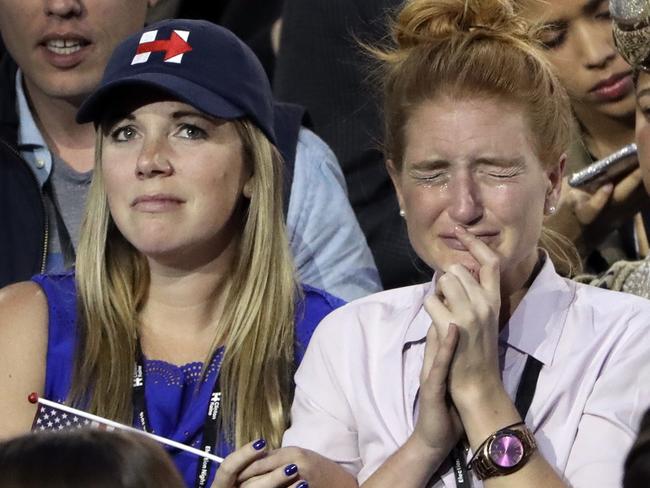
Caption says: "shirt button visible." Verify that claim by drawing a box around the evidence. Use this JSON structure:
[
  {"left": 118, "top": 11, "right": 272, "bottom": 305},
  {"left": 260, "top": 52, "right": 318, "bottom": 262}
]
[{"left": 36, "top": 159, "right": 45, "bottom": 169}]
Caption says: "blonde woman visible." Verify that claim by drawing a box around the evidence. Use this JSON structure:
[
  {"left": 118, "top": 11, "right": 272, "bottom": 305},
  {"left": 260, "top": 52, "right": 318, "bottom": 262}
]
[
  {"left": 0, "top": 19, "right": 347, "bottom": 488},
  {"left": 282, "top": 1, "right": 650, "bottom": 487}
]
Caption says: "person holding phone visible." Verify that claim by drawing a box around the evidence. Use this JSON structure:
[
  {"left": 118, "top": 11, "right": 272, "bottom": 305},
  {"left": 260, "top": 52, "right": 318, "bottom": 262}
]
[
  {"left": 575, "top": 0, "right": 650, "bottom": 297},
  {"left": 519, "top": 0, "right": 649, "bottom": 275},
  {"left": 281, "top": 0, "right": 650, "bottom": 486}
]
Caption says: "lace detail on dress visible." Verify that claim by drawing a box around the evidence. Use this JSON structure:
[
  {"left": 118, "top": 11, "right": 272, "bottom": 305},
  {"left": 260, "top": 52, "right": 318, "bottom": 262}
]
[
  {"left": 575, "top": 257, "right": 650, "bottom": 299},
  {"left": 144, "top": 348, "right": 224, "bottom": 388}
]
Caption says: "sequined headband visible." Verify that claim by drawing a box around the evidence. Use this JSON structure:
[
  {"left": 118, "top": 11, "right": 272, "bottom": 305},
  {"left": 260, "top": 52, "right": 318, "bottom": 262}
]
[{"left": 612, "top": 0, "right": 650, "bottom": 71}]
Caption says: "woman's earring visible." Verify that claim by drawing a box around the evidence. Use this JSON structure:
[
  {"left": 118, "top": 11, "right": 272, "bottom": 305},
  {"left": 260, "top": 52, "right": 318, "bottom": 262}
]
[
  {"left": 399, "top": 209, "right": 406, "bottom": 218},
  {"left": 546, "top": 204, "right": 556, "bottom": 215}
]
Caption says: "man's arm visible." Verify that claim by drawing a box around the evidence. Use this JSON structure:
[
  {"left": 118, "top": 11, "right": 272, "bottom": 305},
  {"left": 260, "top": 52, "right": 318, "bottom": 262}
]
[{"left": 287, "top": 128, "right": 382, "bottom": 300}]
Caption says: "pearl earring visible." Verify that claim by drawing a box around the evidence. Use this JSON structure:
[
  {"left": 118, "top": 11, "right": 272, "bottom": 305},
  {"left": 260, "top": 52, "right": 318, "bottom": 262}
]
[
  {"left": 547, "top": 205, "right": 556, "bottom": 215},
  {"left": 399, "top": 209, "right": 406, "bottom": 218}
]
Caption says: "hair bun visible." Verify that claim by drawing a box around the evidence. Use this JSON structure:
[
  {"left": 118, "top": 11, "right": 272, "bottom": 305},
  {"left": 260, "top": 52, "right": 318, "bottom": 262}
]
[{"left": 394, "top": 0, "right": 530, "bottom": 49}]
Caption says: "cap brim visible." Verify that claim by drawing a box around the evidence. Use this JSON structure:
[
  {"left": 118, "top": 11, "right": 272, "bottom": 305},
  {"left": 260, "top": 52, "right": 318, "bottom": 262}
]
[{"left": 76, "top": 73, "right": 245, "bottom": 124}]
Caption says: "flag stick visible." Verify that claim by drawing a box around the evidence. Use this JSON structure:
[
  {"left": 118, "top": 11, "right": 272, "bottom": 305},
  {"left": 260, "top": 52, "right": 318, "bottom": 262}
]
[{"left": 28, "top": 393, "right": 224, "bottom": 464}]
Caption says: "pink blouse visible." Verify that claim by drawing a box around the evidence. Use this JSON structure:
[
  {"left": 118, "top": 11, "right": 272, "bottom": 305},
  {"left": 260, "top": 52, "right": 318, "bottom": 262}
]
[{"left": 283, "top": 258, "right": 650, "bottom": 487}]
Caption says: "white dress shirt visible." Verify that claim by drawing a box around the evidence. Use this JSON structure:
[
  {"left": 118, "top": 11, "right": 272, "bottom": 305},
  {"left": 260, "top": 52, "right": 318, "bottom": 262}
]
[{"left": 283, "top": 256, "right": 650, "bottom": 487}]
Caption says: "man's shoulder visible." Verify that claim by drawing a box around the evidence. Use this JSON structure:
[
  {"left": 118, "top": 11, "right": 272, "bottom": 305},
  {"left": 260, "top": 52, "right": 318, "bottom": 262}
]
[
  {"left": 0, "top": 136, "right": 36, "bottom": 182},
  {"left": 0, "top": 53, "right": 18, "bottom": 145},
  {"left": 0, "top": 126, "right": 45, "bottom": 289}
]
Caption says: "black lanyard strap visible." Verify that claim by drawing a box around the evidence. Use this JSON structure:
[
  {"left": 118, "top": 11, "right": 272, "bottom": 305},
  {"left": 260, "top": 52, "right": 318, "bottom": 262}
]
[
  {"left": 449, "top": 354, "right": 543, "bottom": 488},
  {"left": 514, "top": 354, "right": 543, "bottom": 420},
  {"left": 195, "top": 383, "right": 222, "bottom": 488},
  {"left": 452, "top": 444, "right": 472, "bottom": 487},
  {"left": 132, "top": 340, "right": 223, "bottom": 488}
]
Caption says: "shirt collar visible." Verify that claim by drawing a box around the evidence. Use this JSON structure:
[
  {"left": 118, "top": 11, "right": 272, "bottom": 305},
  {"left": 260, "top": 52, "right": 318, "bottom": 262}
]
[
  {"left": 403, "top": 279, "right": 435, "bottom": 347},
  {"left": 501, "top": 254, "right": 575, "bottom": 366},
  {"left": 15, "top": 69, "right": 48, "bottom": 149},
  {"left": 402, "top": 253, "right": 576, "bottom": 366}
]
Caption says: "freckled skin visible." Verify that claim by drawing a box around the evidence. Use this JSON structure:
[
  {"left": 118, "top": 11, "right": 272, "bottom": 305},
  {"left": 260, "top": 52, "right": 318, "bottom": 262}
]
[
  {"left": 387, "top": 96, "right": 563, "bottom": 294},
  {"left": 102, "top": 100, "right": 252, "bottom": 268}
]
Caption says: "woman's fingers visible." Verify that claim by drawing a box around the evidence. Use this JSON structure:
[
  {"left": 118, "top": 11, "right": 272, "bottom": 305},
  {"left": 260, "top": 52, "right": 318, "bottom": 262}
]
[
  {"left": 434, "top": 271, "right": 472, "bottom": 316},
  {"left": 438, "top": 265, "right": 493, "bottom": 318},
  {"left": 238, "top": 462, "right": 301, "bottom": 488},
  {"left": 611, "top": 167, "right": 643, "bottom": 203},
  {"left": 427, "top": 323, "right": 459, "bottom": 386},
  {"left": 453, "top": 226, "right": 500, "bottom": 297},
  {"left": 420, "top": 324, "right": 458, "bottom": 400},
  {"left": 420, "top": 321, "right": 440, "bottom": 385},
  {"left": 289, "top": 481, "right": 310, "bottom": 488},
  {"left": 212, "top": 439, "right": 268, "bottom": 487},
  {"left": 444, "top": 264, "right": 498, "bottom": 319},
  {"left": 573, "top": 182, "right": 613, "bottom": 224},
  {"left": 238, "top": 447, "right": 303, "bottom": 482},
  {"left": 423, "top": 293, "right": 453, "bottom": 337}
]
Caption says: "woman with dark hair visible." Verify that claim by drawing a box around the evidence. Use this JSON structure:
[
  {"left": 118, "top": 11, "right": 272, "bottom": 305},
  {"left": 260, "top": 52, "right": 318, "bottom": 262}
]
[
  {"left": 281, "top": 1, "right": 650, "bottom": 487},
  {"left": 520, "top": 0, "right": 648, "bottom": 274},
  {"left": 0, "top": 430, "right": 185, "bottom": 488},
  {"left": 581, "top": 0, "right": 650, "bottom": 298}
]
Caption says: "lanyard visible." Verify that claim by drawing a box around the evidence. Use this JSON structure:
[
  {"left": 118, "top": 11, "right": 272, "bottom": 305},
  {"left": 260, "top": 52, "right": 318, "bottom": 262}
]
[
  {"left": 132, "top": 340, "right": 223, "bottom": 488},
  {"left": 450, "top": 354, "right": 543, "bottom": 488}
]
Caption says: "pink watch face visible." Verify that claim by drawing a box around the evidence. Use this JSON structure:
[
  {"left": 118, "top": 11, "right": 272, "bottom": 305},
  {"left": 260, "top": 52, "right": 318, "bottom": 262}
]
[{"left": 488, "top": 433, "right": 524, "bottom": 468}]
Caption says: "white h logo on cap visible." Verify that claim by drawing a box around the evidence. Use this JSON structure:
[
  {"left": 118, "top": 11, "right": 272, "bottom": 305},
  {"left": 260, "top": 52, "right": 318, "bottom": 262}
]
[{"left": 131, "top": 29, "right": 192, "bottom": 65}]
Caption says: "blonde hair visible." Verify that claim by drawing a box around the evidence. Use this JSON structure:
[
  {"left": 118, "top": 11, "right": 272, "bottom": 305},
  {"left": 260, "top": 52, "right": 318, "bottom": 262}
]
[
  {"left": 72, "top": 119, "right": 298, "bottom": 449},
  {"left": 372, "top": 0, "right": 580, "bottom": 274}
]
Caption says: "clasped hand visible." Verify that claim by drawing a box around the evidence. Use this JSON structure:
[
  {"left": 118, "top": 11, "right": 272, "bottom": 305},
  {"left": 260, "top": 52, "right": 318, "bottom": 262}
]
[{"left": 414, "top": 226, "right": 502, "bottom": 453}]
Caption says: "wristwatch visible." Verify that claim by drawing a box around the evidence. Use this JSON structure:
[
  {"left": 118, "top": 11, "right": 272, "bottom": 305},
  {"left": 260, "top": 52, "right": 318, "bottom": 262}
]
[{"left": 468, "top": 424, "right": 537, "bottom": 480}]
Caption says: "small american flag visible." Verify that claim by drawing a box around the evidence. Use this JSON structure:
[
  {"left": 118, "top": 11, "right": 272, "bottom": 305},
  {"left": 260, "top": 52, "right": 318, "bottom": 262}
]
[
  {"left": 27, "top": 393, "right": 222, "bottom": 463},
  {"left": 32, "top": 402, "right": 114, "bottom": 432}
]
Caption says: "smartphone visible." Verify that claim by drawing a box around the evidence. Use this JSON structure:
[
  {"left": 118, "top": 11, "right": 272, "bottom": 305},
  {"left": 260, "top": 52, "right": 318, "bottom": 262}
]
[{"left": 568, "top": 143, "right": 638, "bottom": 188}]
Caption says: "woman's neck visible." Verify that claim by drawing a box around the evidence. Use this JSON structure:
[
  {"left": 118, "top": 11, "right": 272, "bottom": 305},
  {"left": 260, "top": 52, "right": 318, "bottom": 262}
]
[
  {"left": 573, "top": 104, "right": 635, "bottom": 159},
  {"left": 498, "top": 252, "right": 544, "bottom": 329},
  {"left": 138, "top": 243, "right": 237, "bottom": 364}
]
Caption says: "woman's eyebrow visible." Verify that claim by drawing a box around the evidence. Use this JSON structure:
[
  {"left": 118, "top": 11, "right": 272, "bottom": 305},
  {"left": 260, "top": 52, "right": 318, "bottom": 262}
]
[
  {"left": 637, "top": 87, "right": 650, "bottom": 100},
  {"left": 101, "top": 113, "right": 135, "bottom": 134},
  {"left": 473, "top": 157, "right": 526, "bottom": 168},
  {"left": 171, "top": 111, "right": 216, "bottom": 123},
  {"left": 408, "top": 158, "right": 448, "bottom": 170},
  {"left": 542, "top": 20, "right": 568, "bottom": 31},
  {"left": 582, "top": 0, "right": 606, "bottom": 15}
]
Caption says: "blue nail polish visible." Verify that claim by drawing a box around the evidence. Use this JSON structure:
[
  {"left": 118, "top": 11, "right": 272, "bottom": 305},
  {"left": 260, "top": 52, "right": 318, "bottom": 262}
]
[
  {"left": 297, "top": 482, "right": 309, "bottom": 488},
  {"left": 252, "top": 438, "right": 266, "bottom": 450},
  {"left": 284, "top": 463, "right": 298, "bottom": 476}
]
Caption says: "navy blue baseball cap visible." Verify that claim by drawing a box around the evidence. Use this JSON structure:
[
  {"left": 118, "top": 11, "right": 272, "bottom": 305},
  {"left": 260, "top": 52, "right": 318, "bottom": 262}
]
[{"left": 77, "top": 19, "right": 276, "bottom": 144}]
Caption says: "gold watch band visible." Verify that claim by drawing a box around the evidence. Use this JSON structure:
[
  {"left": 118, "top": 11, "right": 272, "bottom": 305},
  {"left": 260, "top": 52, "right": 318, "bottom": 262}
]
[{"left": 471, "top": 426, "right": 537, "bottom": 480}]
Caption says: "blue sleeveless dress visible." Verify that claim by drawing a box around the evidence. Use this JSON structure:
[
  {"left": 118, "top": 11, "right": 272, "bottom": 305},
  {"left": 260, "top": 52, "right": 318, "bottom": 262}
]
[{"left": 32, "top": 272, "right": 345, "bottom": 487}]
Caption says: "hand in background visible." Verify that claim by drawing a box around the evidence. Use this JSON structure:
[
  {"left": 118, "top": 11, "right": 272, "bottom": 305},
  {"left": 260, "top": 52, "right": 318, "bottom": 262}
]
[{"left": 545, "top": 169, "right": 645, "bottom": 257}]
